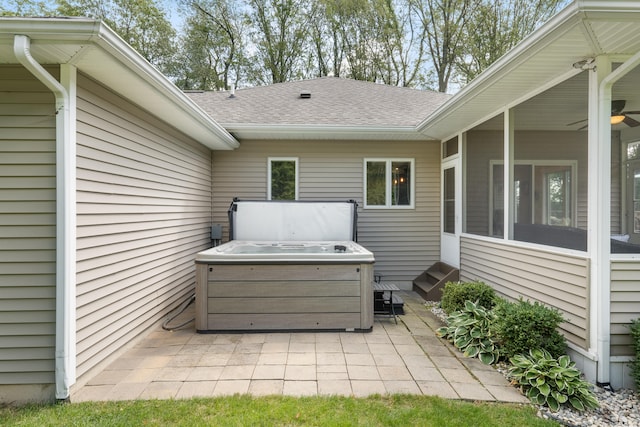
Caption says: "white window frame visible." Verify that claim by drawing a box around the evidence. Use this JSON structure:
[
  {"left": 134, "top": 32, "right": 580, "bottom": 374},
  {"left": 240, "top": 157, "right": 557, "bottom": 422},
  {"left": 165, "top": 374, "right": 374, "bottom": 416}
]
[
  {"left": 268, "top": 157, "right": 299, "bottom": 200},
  {"left": 363, "top": 158, "right": 415, "bottom": 209}
]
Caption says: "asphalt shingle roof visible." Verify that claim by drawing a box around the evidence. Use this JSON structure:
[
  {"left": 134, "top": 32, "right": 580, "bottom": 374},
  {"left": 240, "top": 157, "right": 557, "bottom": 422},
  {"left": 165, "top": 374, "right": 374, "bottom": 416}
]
[{"left": 187, "top": 77, "right": 451, "bottom": 128}]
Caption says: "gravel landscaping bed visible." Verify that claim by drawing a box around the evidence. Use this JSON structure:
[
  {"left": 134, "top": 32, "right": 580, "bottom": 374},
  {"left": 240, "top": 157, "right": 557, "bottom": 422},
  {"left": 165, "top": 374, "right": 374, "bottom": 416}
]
[
  {"left": 427, "top": 302, "right": 640, "bottom": 427},
  {"left": 538, "top": 386, "right": 639, "bottom": 427}
]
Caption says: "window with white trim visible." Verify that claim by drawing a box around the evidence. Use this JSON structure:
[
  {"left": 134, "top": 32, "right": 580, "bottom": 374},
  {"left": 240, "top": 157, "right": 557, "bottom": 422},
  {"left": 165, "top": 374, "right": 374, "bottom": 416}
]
[
  {"left": 268, "top": 157, "right": 298, "bottom": 200},
  {"left": 364, "top": 159, "right": 414, "bottom": 208}
]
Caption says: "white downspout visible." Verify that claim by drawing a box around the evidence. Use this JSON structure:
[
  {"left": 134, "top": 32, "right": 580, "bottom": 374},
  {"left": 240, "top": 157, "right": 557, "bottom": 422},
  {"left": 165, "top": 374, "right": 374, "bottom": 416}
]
[
  {"left": 13, "top": 35, "right": 77, "bottom": 400},
  {"left": 591, "top": 50, "right": 640, "bottom": 386}
]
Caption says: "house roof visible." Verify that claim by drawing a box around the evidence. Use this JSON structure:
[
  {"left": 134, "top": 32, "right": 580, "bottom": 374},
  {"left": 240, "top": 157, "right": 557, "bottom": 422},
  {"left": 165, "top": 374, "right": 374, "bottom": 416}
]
[
  {"left": 6, "top": 1, "right": 640, "bottom": 147},
  {"left": 187, "top": 77, "right": 451, "bottom": 141},
  {"left": 0, "top": 17, "right": 238, "bottom": 150},
  {"left": 417, "top": 0, "right": 640, "bottom": 140}
]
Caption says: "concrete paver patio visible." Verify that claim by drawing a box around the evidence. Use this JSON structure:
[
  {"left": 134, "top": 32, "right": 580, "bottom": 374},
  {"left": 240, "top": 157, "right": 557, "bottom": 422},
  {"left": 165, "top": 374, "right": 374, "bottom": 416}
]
[{"left": 72, "top": 291, "right": 528, "bottom": 403}]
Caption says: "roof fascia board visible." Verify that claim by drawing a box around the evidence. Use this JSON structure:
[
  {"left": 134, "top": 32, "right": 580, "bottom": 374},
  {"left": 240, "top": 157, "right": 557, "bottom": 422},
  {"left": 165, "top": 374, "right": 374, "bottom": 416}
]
[
  {"left": 89, "top": 22, "right": 239, "bottom": 150},
  {"left": 578, "top": 0, "right": 640, "bottom": 15},
  {"left": 223, "top": 124, "right": 429, "bottom": 140},
  {"left": 87, "top": 22, "right": 235, "bottom": 148},
  {"left": 224, "top": 124, "right": 418, "bottom": 132},
  {"left": 0, "top": 17, "right": 103, "bottom": 40}
]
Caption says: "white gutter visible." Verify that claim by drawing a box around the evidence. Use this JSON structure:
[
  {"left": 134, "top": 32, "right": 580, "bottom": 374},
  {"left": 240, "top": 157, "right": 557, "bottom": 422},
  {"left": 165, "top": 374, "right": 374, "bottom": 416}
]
[
  {"left": 590, "top": 49, "right": 640, "bottom": 386},
  {"left": 93, "top": 27, "right": 239, "bottom": 149},
  {"left": 1, "top": 17, "right": 238, "bottom": 150},
  {"left": 83, "top": 21, "right": 239, "bottom": 150},
  {"left": 221, "top": 123, "right": 424, "bottom": 140},
  {"left": 13, "top": 35, "right": 77, "bottom": 400}
]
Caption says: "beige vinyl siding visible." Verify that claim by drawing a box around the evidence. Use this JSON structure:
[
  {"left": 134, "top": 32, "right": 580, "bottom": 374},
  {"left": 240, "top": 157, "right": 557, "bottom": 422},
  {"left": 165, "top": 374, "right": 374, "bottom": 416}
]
[
  {"left": 460, "top": 236, "right": 590, "bottom": 349},
  {"left": 212, "top": 140, "right": 440, "bottom": 286},
  {"left": 610, "top": 259, "right": 640, "bottom": 356},
  {"left": 74, "top": 73, "right": 213, "bottom": 381},
  {"left": 0, "top": 66, "right": 56, "bottom": 387}
]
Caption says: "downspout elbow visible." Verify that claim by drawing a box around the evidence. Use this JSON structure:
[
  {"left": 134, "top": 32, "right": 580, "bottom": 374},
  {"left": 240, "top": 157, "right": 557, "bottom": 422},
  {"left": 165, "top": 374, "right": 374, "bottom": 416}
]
[{"left": 13, "top": 35, "right": 68, "bottom": 106}]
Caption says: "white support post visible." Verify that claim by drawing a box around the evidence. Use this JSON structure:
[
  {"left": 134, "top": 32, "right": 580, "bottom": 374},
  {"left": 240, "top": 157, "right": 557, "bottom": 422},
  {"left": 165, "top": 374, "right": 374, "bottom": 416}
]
[
  {"left": 456, "top": 133, "right": 464, "bottom": 237},
  {"left": 461, "top": 132, "right": 467, "bottom": 234},
  {"left": 504, "top": 110, "right": 515, "bottom": 240}
]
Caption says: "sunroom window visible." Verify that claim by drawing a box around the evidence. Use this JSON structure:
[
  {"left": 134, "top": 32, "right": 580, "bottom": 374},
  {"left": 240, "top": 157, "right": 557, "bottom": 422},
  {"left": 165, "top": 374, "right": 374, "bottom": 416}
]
[
  {"left": 268, "top": 157, "right": 298, "bottom": 200},
  {"left": 491, "top": 161, "right": 577, "bottom": 236},
  {"left": 615, "top": 139, "right": 640, "bottom": 252},
  {"left": 364, "top": 159, "right": 414, "bottom": 208}
]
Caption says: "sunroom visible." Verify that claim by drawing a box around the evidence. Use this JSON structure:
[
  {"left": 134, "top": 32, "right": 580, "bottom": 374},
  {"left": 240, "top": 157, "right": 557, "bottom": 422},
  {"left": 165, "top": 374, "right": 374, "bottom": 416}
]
[{"left": 418, "top": 1, "right": 640, "bottom": 390}]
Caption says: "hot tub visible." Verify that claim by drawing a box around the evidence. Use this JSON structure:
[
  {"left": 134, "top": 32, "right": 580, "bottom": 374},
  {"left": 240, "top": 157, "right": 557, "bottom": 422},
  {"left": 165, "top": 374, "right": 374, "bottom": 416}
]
[
  {"left": 195, "top": 200, "right": 375, "bottom": 332},
  {"left": 195, "top": 240, "right": 374, "bottom": 332}
]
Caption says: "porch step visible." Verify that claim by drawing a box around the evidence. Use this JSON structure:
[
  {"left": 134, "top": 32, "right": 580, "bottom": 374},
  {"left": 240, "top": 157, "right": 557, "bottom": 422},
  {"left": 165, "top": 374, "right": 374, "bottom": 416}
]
[{"left": 412, "top": 262, "right": 459, "bottom": 302}]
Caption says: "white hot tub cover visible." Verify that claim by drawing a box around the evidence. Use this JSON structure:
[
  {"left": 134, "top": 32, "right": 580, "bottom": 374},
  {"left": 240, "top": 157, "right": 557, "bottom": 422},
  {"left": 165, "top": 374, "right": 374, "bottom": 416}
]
[{"left": 228, "top": 199, "right": 358, "bottom": 241}]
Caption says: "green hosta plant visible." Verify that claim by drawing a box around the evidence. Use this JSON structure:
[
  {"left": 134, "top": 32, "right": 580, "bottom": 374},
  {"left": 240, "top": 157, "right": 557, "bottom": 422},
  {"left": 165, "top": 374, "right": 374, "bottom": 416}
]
[
  {"left": 436, "top": 300, "right": 500, "bottom": 365},
  {"left": 508, "top": 348, "right": 599, "bottom": 412}
]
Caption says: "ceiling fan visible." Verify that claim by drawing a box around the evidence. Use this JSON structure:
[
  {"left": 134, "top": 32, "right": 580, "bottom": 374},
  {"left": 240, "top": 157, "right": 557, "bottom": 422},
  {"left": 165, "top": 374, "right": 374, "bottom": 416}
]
[{"left": 567, "top": 100, "right": 640, "bottom": 129}]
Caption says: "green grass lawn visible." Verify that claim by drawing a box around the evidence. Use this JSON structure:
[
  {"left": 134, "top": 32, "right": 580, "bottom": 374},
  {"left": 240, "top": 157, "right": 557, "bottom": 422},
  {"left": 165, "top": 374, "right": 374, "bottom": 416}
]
[{"left": 0, "top": 394, "right": 559, "bottom": 426}]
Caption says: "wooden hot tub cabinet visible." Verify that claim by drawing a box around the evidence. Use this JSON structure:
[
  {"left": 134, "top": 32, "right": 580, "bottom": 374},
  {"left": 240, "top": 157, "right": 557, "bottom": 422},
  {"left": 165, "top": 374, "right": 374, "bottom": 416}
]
[{"left": 195, "top": 262, "right": 374, "bottom": 332}]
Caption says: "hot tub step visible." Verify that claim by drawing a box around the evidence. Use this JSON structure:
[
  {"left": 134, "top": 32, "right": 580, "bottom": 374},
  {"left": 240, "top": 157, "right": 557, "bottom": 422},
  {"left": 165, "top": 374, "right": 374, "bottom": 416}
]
[{"left": 412, "top": 262, "right": 459, "bottom": 302}]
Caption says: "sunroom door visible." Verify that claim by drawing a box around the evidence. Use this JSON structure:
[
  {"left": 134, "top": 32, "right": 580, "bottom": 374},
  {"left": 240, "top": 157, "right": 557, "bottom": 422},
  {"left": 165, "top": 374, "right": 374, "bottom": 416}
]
[{"left": 442, "top": 158, "right": 461, "bottom": 267}]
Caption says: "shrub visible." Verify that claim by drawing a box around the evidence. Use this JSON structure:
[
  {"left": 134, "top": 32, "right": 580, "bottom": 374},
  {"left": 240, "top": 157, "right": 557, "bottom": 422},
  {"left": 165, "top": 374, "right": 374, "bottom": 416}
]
[
  {"left": 629, "top": 318, "right": 640, "bottom": 390},
  {"left": 440, "top": 281, "right": 497, "bottom": 314},
  {"left": 492, "top": 298, "right": 566, "bottom": 359},
  {"left": 436, "top": 300, "right": 500, "bottom": 365},
  {"left": 508, "top": 349, "right": 599, "bottom": 412}
]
